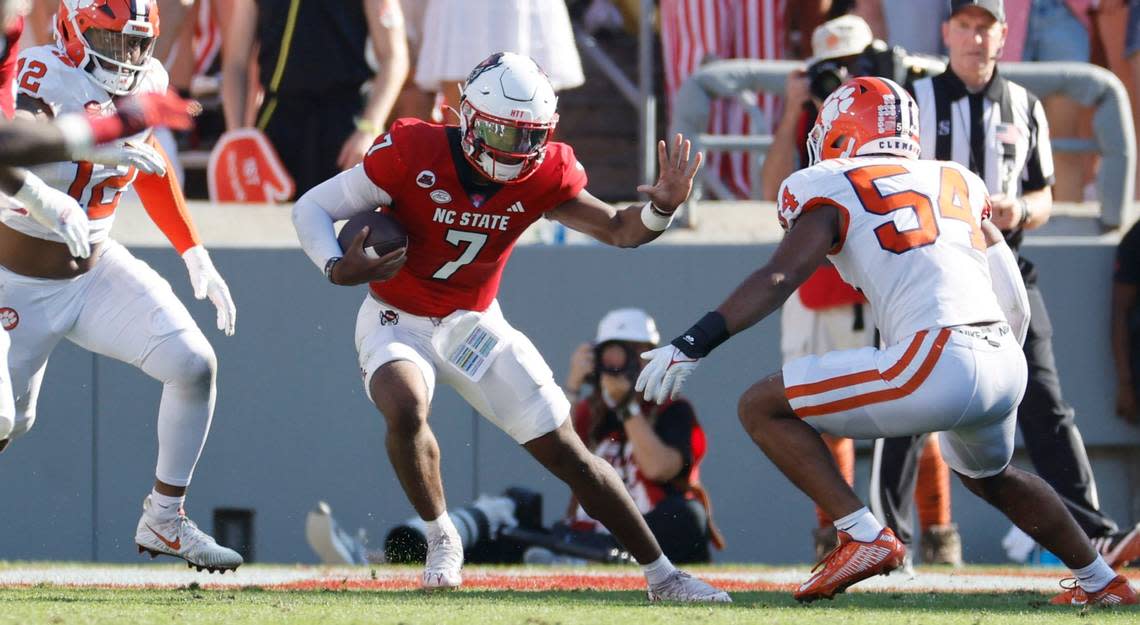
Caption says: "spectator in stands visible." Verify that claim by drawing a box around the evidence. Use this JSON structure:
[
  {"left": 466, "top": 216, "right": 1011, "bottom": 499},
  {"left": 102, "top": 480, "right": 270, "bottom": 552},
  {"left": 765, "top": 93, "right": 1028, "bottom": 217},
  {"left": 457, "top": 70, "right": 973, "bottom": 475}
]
[
  {"left": 660, "top": 0, "right": 811, "bottom": 198},
  {"left": 414, "top": 0, "right": 584, "bottom": 114},
  {"left": 758, "top": 14, "right": 960, "bottom": 565},
  {"left": 391, "top": 0, "right": 434, "bottom": 121},
  {"left": 1112, "top": 220, "right": 1140, "bottom": 425},
  {"left": 855, "top": 0, "right": 949, "bottom": 55},
  {"left": 1022, "top": 0, "right": 1095, "bottom": 201},
  {"left": 555, "top": 308, "right": 723, "bottom": 564},
  {"left": 219, "top": 0, "right": 409, "bottom": 198}
]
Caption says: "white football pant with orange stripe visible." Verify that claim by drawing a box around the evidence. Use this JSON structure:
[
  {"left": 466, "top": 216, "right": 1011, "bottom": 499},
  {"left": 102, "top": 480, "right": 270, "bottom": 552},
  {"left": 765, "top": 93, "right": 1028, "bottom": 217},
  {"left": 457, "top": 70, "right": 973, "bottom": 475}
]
[
  {"left": 0, "top": 241, "right": 217, "bottom": 486},
  {"left": 783, "top": 322, "right": 1027, "bottom": 479}
]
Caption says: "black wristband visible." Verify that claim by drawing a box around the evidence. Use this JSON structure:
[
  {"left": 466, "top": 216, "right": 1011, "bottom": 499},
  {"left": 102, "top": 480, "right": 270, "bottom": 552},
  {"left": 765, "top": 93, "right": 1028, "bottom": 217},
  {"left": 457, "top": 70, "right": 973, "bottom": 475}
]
[
  {"left": 324, "top": 256, "right": 342, "bottom": 283},
  {"left": 671, "top": 311, "right": 730, "bottom": 358},
  {"left": 1016, "top": 198, "right": 1031, "bottom": 228}
]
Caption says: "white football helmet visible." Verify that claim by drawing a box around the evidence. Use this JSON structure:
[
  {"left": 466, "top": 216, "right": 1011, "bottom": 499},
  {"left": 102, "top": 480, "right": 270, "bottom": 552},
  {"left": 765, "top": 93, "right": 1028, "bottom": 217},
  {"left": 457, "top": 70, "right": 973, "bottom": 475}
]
[
  {"left": 55, "top": 0, "right": 160, "bottom": 96},
  {"left": 595, "top": 308, "right": 660, "bottom": 345},
  {"left": 459, "top": 52, "right": 559, "bottom": 183}
]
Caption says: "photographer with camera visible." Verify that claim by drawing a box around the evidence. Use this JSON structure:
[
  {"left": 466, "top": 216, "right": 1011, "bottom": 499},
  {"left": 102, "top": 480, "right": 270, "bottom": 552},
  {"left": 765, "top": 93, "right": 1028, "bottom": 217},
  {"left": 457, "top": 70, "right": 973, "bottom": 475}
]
[
  {"left": 759, "top": 14, "right": 960, "bottom": 565},
  {"left": 555, "top": 308, "right": 723, "bottom": 564}
]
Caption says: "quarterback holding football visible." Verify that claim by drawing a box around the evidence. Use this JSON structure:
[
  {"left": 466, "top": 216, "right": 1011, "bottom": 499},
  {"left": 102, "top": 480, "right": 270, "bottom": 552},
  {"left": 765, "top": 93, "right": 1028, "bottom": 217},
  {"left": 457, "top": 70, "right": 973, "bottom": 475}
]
[{"left": 292, "top": 51, "right": 727, "bottom": 602}]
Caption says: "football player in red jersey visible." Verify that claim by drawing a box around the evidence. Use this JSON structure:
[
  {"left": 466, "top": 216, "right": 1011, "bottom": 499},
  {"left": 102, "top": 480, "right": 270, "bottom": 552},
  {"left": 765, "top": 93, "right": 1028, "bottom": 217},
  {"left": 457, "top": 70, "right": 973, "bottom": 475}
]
[{"left": 292, "top": 52, "right": 727, "bottom": 602}]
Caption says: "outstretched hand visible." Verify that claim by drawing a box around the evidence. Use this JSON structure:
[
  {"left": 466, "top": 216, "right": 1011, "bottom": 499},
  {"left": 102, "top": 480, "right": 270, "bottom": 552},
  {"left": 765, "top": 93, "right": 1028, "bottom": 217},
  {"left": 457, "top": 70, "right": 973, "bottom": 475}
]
[{"left": 635, "top": 133, "right": 703, "bottom": 214}]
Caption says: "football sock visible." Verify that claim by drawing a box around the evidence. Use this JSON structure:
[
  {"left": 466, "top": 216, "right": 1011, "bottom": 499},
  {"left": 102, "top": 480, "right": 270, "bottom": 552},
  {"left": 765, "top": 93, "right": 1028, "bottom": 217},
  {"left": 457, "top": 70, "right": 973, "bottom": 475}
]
[
  {"left": 426, "top": 511, "right": 458, "bottom": 540},
  {"left": 642, "top": 554, "right": 677, "bottom": 586},
  {"left": 1073, "top": 555, "right": 1116, "bottom": 593},
  {"left": 148, "top": 490, "right": 185, "bottom": 521},
  {"left": 834, "top": 506, "right": 883, "bottom": 543}
]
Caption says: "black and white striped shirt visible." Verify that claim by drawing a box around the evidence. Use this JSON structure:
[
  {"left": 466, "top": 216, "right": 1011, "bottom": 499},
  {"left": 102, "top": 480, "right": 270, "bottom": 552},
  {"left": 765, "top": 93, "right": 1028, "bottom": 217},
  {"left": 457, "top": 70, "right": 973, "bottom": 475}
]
[{"left": 910, "top": 68, "right": 1054, "bottom": 253}]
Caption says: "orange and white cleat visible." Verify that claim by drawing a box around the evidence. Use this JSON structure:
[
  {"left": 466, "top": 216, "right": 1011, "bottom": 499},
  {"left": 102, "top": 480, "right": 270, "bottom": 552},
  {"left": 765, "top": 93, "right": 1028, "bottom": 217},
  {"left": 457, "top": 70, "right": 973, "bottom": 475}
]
[
  {"left": 794, "top": 527, "right": 906, "bottom": 603},
  {"left": 1050, "top": 575, "right": 1138, "bottom": 607}
]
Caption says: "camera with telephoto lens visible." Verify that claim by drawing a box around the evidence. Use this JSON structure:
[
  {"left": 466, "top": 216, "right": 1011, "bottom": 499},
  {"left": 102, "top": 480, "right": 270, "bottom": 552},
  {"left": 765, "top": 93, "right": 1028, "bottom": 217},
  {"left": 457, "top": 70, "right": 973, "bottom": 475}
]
[{"left": 807, "top": 40, "right": 944, "bottom": 102}]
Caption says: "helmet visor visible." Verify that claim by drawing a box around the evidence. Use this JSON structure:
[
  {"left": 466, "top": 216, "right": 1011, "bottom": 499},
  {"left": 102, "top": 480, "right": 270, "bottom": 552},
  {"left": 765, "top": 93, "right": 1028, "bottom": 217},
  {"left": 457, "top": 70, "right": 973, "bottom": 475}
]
[
  {"left": 85, "top": 28, "right": 155, "bottom": 69},
  {"left": 471, "top": 115, "right": 549, "bottom": 162}
]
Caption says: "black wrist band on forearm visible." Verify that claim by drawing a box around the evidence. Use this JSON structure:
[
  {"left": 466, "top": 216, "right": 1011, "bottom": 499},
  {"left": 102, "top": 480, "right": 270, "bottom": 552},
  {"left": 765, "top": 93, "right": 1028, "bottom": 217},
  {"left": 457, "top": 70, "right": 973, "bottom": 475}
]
[
  {"left": 671, "top": 311, "right": 730, "bottom": 358},
  {"left": 1017, "top": 198, "right": 1031, "bottom": 228},
  {"left": 324, "top": 256, "right": 342, "bottom": 283}
]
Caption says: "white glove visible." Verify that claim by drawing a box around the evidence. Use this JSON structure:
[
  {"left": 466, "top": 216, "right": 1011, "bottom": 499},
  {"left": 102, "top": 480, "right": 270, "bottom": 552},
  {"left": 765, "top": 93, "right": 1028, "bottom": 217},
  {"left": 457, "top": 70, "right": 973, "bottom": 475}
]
[
  {"left": 77, "top": 141, "right": 167, "bottom": 176},
  {"left": 182, "top": 245, "right": 236, "bottom": 336},
  {"left": 635, "top": 345, "right": 701, "bottom": 404},
  {"left": 13, "top": 172, "right": 91, "bottom": 258}
]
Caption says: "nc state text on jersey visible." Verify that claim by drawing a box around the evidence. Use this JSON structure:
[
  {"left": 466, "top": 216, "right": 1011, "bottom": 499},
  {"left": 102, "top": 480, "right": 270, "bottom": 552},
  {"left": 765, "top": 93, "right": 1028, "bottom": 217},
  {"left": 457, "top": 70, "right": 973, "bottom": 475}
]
[{"left": 432, "top": 208, "right": 511, "bottom": 231}]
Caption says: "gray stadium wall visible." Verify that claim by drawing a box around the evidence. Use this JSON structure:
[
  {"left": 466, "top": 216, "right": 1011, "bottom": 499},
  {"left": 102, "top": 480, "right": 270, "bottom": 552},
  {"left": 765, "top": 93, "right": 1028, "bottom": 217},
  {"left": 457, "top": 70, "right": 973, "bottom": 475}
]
[{"left": 1, "top": 241, "right": 1137, "bottom": 565}]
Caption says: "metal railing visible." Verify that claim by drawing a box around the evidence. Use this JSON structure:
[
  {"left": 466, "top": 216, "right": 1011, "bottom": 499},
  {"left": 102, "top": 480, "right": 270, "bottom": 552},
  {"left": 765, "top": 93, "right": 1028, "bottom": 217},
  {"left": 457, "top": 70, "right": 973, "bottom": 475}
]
[{"left": 669, "top": 59, "right": 1136, "bottom": 229}]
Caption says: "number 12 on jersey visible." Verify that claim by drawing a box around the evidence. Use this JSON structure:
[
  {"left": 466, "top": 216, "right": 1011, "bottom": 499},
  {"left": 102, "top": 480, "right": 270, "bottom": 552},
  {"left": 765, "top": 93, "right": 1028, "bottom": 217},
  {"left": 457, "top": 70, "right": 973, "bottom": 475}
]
[{"left": 432, "top": 229, "right": 488, "bottom": 280}]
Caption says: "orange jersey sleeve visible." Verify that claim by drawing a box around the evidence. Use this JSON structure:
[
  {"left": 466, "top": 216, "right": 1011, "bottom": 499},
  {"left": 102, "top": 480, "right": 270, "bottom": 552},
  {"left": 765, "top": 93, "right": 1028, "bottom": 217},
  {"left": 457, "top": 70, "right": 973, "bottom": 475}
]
[{"left": 134, "top": 135, "right": 201, "bottom": 253}]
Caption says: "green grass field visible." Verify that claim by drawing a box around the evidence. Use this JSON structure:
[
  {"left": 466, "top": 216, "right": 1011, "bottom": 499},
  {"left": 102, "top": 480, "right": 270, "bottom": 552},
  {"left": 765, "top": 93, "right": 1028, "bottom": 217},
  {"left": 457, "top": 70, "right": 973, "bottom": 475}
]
[
  {"left": 0, "top": 563, "right": 1135, "bottom": 625},
  {"left": 0, "top": 586, "right": 1135, "bottom": 625}
]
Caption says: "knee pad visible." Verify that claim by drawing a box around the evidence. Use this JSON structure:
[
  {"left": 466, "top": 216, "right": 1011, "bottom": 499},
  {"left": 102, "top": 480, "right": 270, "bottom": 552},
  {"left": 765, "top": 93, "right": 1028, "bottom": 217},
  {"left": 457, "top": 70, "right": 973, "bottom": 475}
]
[
  {"left": 0, "top": 412, "right": 12, "bottom": 439},
  {"left": 143, "top": 330, "right": 217, "bottom": 389}
]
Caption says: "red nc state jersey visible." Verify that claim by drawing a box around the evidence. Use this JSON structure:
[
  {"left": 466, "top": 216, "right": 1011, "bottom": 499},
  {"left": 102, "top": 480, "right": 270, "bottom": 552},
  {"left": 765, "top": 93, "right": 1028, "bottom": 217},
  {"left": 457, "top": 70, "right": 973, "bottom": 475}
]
[{"left": 362, "top": 118, "right": 587, "bottom": 317}]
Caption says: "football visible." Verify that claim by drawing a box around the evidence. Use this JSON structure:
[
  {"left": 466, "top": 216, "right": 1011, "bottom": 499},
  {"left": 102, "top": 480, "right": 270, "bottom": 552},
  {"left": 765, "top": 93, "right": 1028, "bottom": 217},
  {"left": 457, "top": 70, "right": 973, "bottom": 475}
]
[{"left": 337, "top": 210, "right": 408, "bottom": 259}]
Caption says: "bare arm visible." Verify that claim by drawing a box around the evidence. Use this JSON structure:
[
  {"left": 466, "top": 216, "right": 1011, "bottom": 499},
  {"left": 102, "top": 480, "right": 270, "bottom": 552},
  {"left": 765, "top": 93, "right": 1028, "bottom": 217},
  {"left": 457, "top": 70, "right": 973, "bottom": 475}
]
[
  {"left": 760, "top": 71, "right": 810, "bottom": 201},
  {"left": 0, "top": 121, "right": 74, "bottom": 167},
  {"left": 549, "top": 134, "right": 703, "bottom": 247},
  {"left": 336, "top": 0, "right": 410, "bottom": 169},
  {"left": 717, "top": 207, "right": 838, "bottom": 334},
  {"left": 360, "top": 0, "right": 408, "bottom": 130},
  {"left": 623, "top": 413, "right": 684, "bottom": 482},
  {"left": 1020, "top": 187, "right": 1051, "bottom": 229},
  {"left": 547, "top": 190, "right": 660, "bottom": 248},
  {"left": 219, "top": 0, "right": 258, "bottom": 130}
]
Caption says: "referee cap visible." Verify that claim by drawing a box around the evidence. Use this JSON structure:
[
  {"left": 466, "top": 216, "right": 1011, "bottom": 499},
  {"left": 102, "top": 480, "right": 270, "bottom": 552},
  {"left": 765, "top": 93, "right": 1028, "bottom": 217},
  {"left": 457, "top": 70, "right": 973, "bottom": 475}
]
[{"left": 949, "top": 0, "right": 1004, "bottom": 22}]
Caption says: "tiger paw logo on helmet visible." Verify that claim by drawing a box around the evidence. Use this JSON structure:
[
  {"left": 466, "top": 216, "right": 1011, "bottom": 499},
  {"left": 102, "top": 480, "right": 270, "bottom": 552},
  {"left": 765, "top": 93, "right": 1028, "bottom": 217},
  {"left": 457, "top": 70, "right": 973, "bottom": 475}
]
[{"left": 807, "top": 77, "right": 920, "bottom": 165}]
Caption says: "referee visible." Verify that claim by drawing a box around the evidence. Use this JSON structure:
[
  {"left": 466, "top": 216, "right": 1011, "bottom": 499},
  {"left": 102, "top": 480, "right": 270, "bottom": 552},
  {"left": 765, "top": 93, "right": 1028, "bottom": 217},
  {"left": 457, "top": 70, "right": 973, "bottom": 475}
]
[{"left": 870, "top": 0, "right": 1140, "bottom": 567}]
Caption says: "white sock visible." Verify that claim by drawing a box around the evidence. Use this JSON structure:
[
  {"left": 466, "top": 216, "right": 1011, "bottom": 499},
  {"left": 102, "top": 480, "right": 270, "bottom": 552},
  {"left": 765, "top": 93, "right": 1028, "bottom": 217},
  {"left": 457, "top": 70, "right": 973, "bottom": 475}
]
[
  {"left": 834, "top": 506, "right": 883, "bottom": 543},
  {"left": 425, "top": 511, "right": 457, "bottom": 540},
  {"left": 148, "top": 490, "right": 185, "bottom": 521},
  {"left": 1073, "top": 555, "right": 1117, "bottom": 593},
  {"left": 642, "top": 554, "right": 676, "bottom": 586}
]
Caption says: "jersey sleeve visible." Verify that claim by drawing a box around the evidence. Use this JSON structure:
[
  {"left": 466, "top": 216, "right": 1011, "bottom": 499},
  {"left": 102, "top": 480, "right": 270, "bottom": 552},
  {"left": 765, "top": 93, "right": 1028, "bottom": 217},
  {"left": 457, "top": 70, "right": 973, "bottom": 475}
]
[
  {"left": 15, "top": 47, "right": 68, "bottom": 116},
  {"left": 361, "top": 121, "right": 410, "bottom": 196},
  {"left": 553, "top": 143, "right": 588, "bottom": 205},
  {"left": 1022, "top": 97, "right": 1055, "bottom": 192},
  {"left": 777, "top": 169, "right": 850, "bottom": 253}
]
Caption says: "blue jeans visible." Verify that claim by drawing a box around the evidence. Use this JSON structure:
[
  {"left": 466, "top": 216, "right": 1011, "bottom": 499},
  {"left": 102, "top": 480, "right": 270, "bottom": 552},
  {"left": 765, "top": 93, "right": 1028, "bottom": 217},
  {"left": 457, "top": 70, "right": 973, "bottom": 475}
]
[{"left": 1023, "top": 0, "right": 1091, "bottom": 63}]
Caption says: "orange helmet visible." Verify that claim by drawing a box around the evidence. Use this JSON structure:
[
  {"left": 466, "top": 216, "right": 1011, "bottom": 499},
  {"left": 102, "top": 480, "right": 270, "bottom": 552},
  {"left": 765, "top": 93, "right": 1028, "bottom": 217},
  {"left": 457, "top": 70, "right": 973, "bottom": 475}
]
[
  {"left": 806, "top": 76, "right": 920, "bottom": 166},
  {"left": 56, "top": 0, "right": 160, "bottom": 96}
]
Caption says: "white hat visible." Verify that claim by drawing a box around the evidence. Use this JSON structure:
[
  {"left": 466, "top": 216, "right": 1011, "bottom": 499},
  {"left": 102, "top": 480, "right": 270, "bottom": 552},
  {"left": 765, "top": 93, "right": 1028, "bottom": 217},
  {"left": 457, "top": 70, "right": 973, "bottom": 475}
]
[
  {"left": 807, "top": 15, "right": 874, "bottom": 66},
  {"left": 595, "top": 308, "right": 660, "bottom": 345}
]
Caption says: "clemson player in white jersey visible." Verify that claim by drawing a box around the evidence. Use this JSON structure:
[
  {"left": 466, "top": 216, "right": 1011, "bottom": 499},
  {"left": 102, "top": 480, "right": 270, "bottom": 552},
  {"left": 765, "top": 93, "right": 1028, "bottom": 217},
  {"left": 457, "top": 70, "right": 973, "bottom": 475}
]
[
  {"left": 0, "top": 0, "right": 242, "bottom": 572},
  {"left": 638, "top": 77, "right": 1137, "bottom": 607}
]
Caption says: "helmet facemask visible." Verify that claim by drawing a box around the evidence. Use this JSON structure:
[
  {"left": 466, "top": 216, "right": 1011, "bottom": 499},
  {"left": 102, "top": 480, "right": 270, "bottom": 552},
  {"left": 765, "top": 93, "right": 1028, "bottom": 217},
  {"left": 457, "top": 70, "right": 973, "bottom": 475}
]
[
  {"left": 83, "top": 27, "right": 155, "bottom": 95},
  {"left": 459, "top": 99, "right": 557, "bottom": 183}
]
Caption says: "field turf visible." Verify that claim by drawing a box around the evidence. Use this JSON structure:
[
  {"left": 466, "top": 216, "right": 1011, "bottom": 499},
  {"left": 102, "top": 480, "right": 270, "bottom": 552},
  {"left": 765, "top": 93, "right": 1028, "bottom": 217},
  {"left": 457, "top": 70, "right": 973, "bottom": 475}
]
[{"left": 0, "top": 563, "right": 1135, "bottom": 625}]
